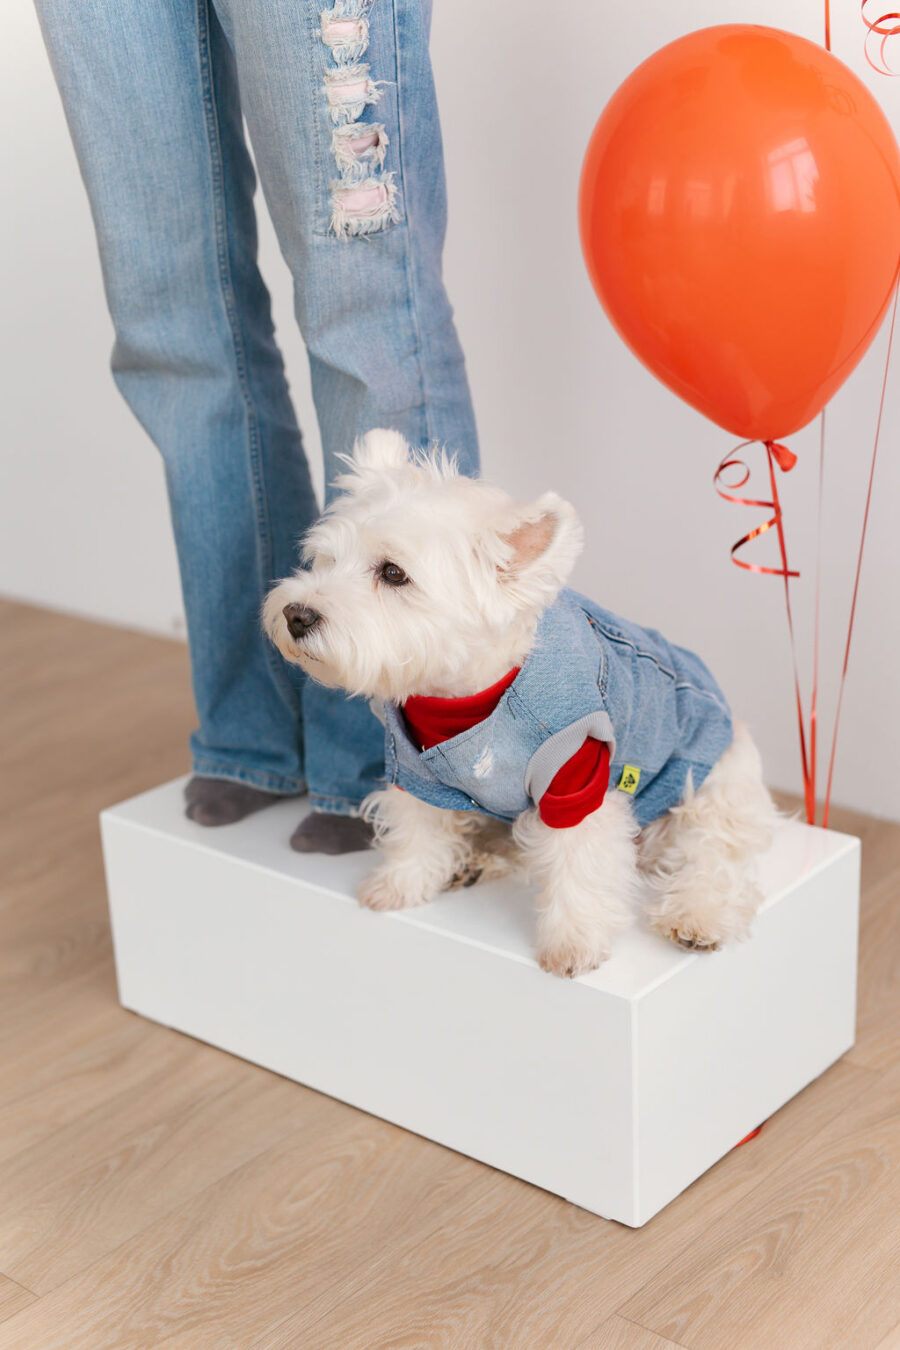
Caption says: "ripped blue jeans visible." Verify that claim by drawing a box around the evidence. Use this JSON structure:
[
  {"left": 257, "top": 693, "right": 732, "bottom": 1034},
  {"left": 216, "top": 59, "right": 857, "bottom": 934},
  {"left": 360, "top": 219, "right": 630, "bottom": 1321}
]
[{"left": 34, "top": 0, "right": 479, "bottom": 813}]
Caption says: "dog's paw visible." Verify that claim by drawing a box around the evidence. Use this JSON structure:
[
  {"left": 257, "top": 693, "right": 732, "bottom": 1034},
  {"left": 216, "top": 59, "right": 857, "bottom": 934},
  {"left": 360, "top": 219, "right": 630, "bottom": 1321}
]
[
  {"left": 536, "top": 939, "right": 607, "bottom": 979},
  {"left": 358, "top": 870, "right": 429, "bottom": 913},
  {"left": 647, "top": 892, "right": 754, "bottom": 952},
  {"left": 446, "top": 862, "right": 483, "bottom": 890},
  {"left": 648, "top": 905, "right": 725, "bottom": 951},
  {"left": 664, "top": 926, "right": 722, "bottom": 952}
]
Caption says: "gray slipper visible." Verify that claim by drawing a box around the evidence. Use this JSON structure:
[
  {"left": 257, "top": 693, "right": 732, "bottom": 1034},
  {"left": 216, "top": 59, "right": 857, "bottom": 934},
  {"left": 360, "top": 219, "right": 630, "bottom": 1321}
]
[
  {"left": 290, "top": 812, "right": 374, "bottom": 855},
  {"left": 184, "top": 777, "right": 293, "bottom": 827}
]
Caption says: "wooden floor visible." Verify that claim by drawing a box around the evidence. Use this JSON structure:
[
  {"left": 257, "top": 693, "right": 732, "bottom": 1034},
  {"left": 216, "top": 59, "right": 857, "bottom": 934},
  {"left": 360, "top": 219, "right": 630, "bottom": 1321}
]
[{"left": 0, "top": 596, "right": 898, "bottom": 1350}]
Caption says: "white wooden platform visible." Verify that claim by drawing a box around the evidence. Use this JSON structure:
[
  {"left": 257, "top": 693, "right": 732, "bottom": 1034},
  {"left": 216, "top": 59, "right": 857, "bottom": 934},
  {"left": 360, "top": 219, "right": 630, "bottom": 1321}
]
[{"left": 100, "top": 778, "right": 860, "bottom": 1227}]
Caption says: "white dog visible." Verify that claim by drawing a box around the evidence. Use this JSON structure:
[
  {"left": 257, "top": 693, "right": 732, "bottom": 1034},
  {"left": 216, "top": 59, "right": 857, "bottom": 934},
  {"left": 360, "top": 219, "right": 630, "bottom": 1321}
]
[{"left": 264, "top": 430, "right": 777, "bottom": 978}]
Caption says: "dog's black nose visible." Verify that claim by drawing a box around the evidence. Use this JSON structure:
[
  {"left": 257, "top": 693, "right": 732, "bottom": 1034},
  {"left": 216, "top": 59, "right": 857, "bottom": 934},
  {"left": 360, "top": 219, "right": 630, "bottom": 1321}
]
[{"left": 283, "top": 603, "right": 321, "bottom": 639}]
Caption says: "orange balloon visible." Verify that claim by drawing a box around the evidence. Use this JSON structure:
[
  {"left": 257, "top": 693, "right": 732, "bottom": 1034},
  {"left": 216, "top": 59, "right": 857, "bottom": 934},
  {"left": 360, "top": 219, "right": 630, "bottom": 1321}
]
[{"left": 579, "top": 25, "right": 900, "bottom": 442}]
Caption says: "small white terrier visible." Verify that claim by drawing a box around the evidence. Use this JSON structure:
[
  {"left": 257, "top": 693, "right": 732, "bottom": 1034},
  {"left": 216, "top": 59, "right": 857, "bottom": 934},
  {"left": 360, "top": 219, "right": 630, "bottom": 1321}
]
[{"left": 264, "top": 430, "right": 777, "bottom": 978}]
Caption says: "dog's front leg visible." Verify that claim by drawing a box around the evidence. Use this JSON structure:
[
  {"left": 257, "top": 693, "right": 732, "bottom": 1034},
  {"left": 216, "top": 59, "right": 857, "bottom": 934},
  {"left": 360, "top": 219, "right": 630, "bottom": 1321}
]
[
  {"left": 358, "top": 787, "right": 478, "bottom": 912},
  {"left": 514, "top": 794, "right": 639, "bottom": 977}
]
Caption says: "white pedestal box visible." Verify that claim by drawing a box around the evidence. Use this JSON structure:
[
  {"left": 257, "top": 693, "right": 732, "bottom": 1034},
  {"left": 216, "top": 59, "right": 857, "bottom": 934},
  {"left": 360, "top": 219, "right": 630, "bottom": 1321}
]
[{"left": 100, "top": 779, "right": 860, "bottom": 1227}]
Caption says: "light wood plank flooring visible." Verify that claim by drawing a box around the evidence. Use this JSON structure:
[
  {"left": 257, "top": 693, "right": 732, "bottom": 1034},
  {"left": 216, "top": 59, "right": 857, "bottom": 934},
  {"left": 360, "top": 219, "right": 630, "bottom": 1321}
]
[{"left": 0, "top": 597, "right": 898, "bottom": 1349}]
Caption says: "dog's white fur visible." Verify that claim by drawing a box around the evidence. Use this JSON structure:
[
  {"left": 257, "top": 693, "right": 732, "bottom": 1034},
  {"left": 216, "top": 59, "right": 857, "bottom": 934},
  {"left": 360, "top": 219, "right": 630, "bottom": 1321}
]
[{"left": 265, "top": 430, "right": 778, "bottom": 977}]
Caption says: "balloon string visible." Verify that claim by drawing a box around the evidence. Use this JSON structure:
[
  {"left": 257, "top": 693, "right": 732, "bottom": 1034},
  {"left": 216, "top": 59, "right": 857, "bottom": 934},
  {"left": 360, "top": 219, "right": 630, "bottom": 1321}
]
[
  {"left": 817, "top": 0, "right": 828, "bottom": 816},
  {"left": 822, "top": 278, "right": 900, "bottom": 827},
  {"left": 811, "top": 409, "right": 827, "bottom": 824},
  {"left": 765, "top": 443, "right": 815, "bottom": 824},
  {"left": 714, "top": 441, "right": 814, "bottom": 822}
]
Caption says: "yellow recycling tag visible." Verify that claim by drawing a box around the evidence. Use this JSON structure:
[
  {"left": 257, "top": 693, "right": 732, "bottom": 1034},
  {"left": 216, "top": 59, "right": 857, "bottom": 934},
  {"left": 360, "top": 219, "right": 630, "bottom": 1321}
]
[{"left": 618, "top": 764, "right": 641, "bottom": 794}]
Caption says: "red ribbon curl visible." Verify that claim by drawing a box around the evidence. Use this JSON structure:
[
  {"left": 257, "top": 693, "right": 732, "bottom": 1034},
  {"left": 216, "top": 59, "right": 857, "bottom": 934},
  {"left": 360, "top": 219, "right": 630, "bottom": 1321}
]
[
  {"left": 715, "top": 440, "right": 815, "bottom": 823},
  {"left": 862, "top": 0, "right": 900, "bottom": 73},
  {"left": 714, "top": 440, "right": 799, "bottom": 577}
]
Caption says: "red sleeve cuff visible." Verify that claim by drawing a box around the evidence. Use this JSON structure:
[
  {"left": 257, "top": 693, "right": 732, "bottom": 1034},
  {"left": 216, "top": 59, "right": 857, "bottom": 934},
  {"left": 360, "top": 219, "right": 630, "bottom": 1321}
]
[{"left": 538, "top": 738, "right": 611, "bottom": 829}]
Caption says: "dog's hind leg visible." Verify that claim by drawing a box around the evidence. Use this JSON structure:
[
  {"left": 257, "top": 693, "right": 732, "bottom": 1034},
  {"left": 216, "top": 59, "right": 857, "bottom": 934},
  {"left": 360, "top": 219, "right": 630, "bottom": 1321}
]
[
  {"left": 639, "top": 721, "right": 779, "bottom": 951},
  {"left": 358, "top": 786, "right": 484, "bottom": 912},
  {"left": 514, "top": 793, "right": 639, "bottom": 977}
]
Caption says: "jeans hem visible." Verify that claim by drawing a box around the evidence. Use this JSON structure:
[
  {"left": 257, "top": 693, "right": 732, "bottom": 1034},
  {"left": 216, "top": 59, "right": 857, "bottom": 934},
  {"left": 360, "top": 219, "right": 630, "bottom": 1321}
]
[
  {"left": 191, "top": 761, "right": 307, "bottom": 795},
  {"left": 308, "top": 791, "right": 377, "bottom": 816}
]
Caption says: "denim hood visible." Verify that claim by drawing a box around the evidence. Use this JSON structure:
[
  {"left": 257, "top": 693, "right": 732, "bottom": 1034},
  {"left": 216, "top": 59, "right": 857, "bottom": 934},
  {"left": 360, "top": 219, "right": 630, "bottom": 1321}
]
[{"left": 380, "top": 589, "right": 733, "bottom": 828}]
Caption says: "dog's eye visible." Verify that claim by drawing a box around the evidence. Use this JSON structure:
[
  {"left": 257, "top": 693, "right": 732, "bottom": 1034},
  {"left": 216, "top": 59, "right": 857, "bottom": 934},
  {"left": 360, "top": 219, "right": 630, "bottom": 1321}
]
[{"left": 377, "top": 561, "right": 409, "bottom": 588}]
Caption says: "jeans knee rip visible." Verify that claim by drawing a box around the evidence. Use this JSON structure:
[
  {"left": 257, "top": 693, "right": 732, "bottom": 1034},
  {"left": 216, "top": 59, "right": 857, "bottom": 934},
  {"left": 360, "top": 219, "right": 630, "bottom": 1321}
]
[
  {"left": 332, "top": 120, "right": 388, "bottom": 174},
  {"left": 330, "top": 175, "right": 398, "bottom": 236},
  {"left": 320, "top": 12, "right": 369, "bottom": 62},
  {"left": 320, "top": 1, "right": 399, "bottom": 237}
]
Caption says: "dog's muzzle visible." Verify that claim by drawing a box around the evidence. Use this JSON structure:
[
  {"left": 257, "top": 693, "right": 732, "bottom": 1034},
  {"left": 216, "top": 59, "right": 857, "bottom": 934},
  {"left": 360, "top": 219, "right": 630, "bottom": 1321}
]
[{"left": 283, "top": 603, "right": 322, "bottom": 640}]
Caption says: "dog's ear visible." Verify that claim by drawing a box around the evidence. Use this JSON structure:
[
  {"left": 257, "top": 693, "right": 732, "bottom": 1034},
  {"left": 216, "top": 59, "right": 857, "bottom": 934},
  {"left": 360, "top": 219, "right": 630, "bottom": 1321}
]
[
  {"left": 498, "top": 492, "right": 583, "bottom": 602},
  {"left": 351, "top": 428, "right": 411, "bottom": 473},
  {"left": 503, "top": 513, "right": 557, "bottom": 567}
]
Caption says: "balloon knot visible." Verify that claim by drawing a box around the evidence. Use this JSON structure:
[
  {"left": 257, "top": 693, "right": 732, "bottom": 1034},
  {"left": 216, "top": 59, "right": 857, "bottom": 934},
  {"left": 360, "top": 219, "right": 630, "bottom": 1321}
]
[{"left": 767, "top": 440, "right": 798, "bottom": 472}]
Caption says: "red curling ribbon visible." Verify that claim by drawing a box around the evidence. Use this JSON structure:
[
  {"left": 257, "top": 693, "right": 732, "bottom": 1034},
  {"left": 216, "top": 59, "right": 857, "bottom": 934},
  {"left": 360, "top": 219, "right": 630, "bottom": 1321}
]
[
  {"left": 714, "top": 440, "right": 799, "bottom": 578},
  {"left": 822, "top": 279, "right": 900, "bottom": 827},
  {"left": 862, "top": 0, "right": 900, "bottom": 73},
  {"left": 715, "top": 440, "right": 815, "bottom": 824}
]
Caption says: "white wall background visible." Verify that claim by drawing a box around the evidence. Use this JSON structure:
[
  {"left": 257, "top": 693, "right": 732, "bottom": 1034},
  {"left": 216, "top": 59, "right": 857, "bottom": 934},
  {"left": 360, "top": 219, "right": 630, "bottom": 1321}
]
[{"left": 2, "top": 0, "right": 899, "bottom": 818}]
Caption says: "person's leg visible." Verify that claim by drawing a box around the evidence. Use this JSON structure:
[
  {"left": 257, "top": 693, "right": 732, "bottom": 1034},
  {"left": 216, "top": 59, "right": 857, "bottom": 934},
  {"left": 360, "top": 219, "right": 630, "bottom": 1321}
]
[
  {"left": 34, "top": 0, "right": 317, "bottom": 819},
  {"left": 211, "top": 0, "right": 480, "bottom": 835}
]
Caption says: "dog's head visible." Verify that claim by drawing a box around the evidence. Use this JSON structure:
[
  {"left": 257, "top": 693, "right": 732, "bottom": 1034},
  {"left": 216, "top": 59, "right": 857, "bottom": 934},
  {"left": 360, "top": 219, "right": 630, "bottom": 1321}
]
[{"left": 263, "top": 429, "right": 583, "bottom": 701}]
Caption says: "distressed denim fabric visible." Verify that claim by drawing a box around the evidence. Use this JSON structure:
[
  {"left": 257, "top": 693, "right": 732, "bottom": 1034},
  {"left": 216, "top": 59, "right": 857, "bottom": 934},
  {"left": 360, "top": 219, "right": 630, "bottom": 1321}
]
[
  {"left": 383, "top": 590, "right": 734, "bottom": 828},
  {"left": 34, "top": 0, "right": 478, "bottom": 812}
]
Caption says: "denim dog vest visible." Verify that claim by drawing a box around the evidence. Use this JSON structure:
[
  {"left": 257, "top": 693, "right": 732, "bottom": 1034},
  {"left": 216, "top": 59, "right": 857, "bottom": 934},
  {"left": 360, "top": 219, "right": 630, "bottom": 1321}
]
[{"left": 381, "top": 589, "right": 733, "bottom": 828}]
